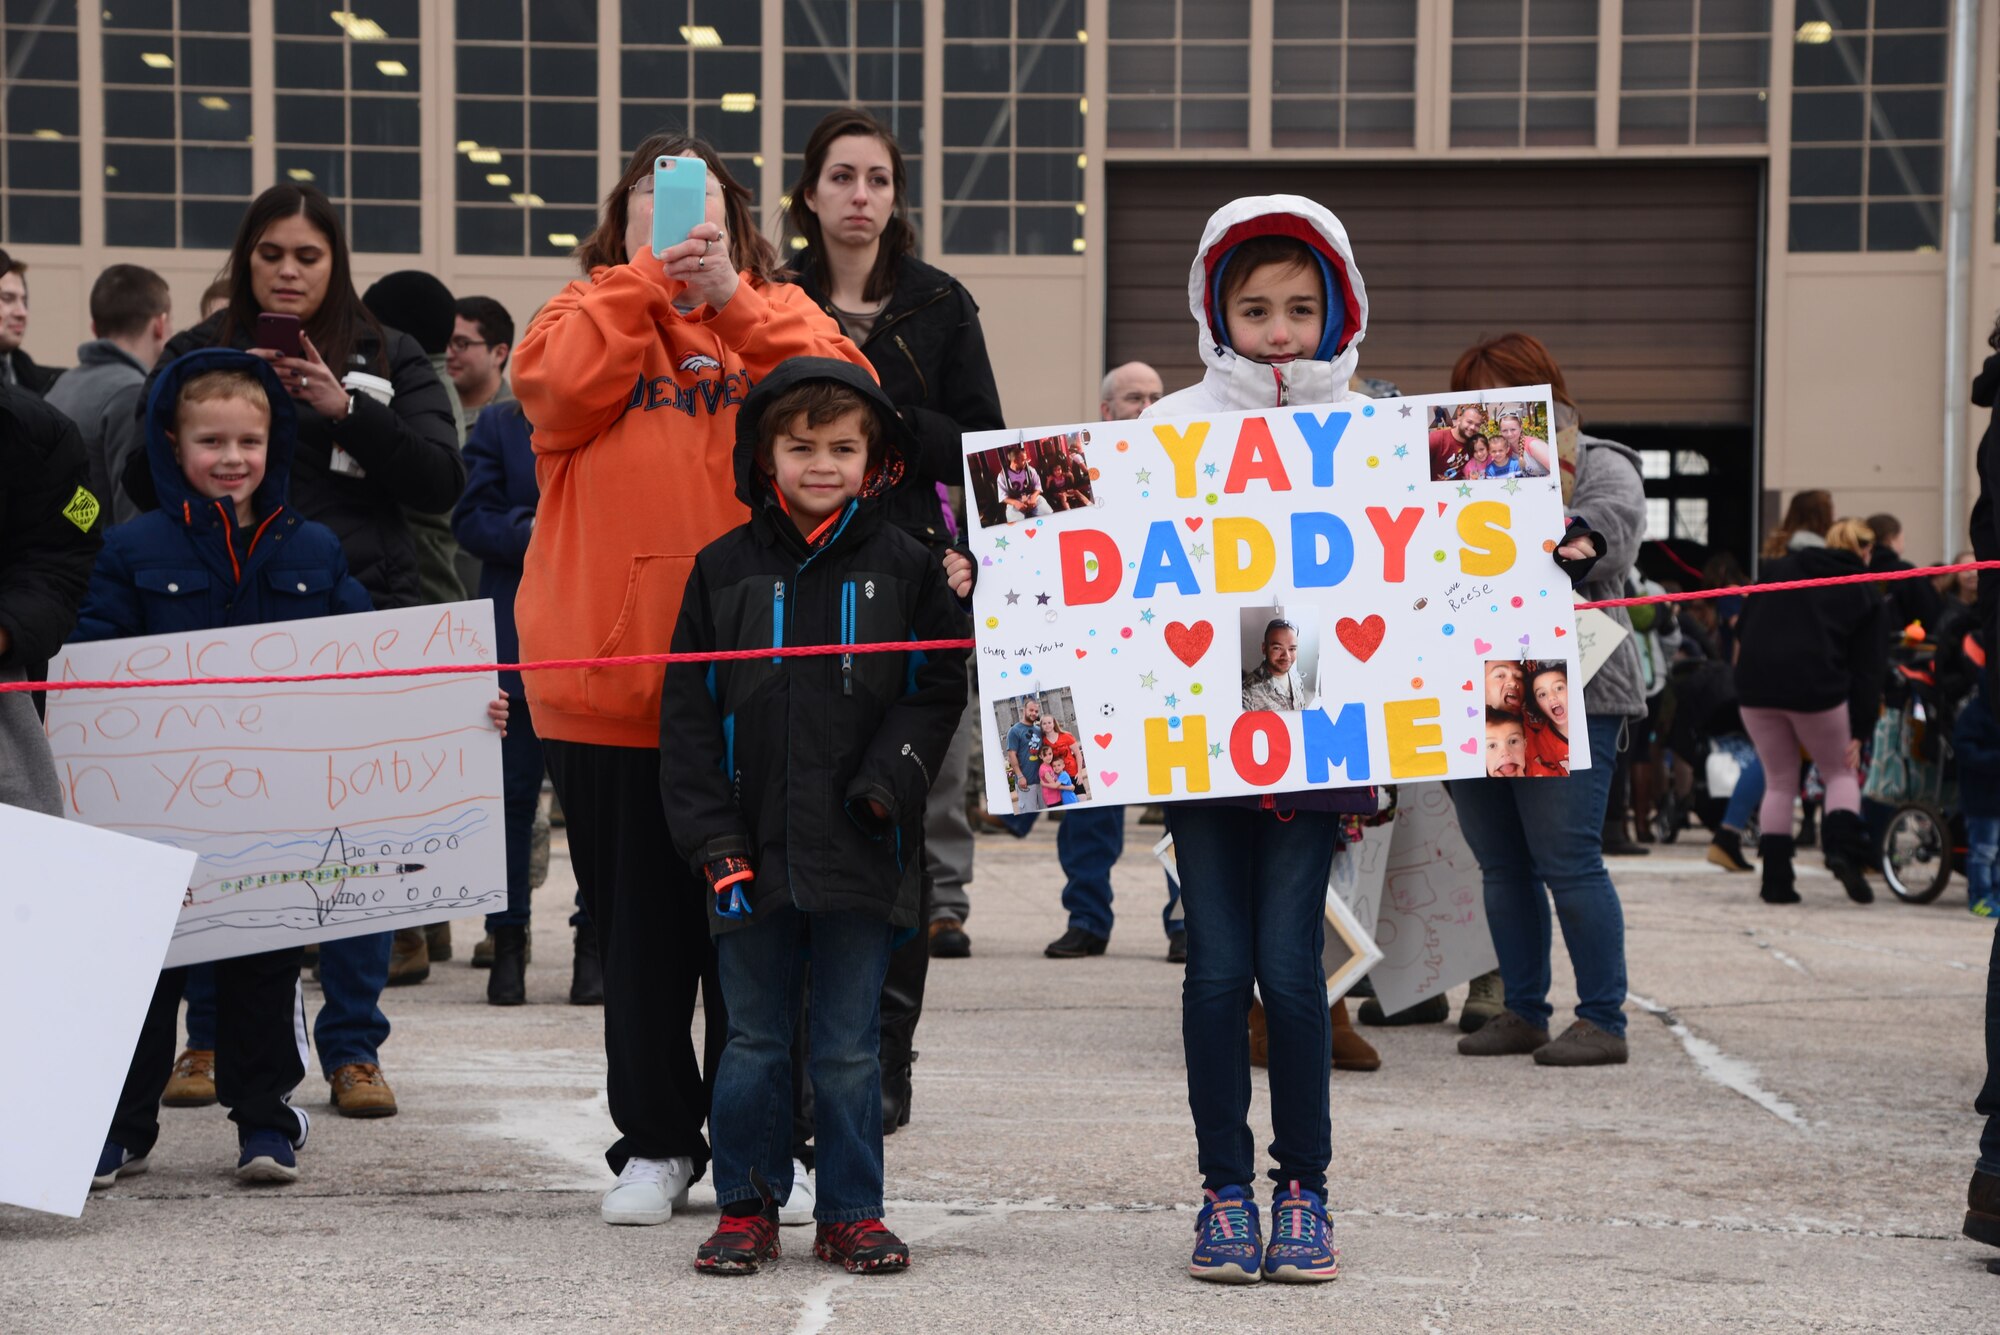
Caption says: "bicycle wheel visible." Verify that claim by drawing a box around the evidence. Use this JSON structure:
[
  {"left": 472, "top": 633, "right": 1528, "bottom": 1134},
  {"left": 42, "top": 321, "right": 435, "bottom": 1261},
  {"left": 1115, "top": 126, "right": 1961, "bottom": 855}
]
[{"left": 1881, "top": 801, "right": 1952, "bottom": 904}]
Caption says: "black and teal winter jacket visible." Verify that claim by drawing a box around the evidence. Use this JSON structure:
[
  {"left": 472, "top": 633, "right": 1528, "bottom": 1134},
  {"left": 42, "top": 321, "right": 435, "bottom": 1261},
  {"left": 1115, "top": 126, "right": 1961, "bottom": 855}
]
[{"left": 660, "top": 357, "right": 971, "bottom": 935}]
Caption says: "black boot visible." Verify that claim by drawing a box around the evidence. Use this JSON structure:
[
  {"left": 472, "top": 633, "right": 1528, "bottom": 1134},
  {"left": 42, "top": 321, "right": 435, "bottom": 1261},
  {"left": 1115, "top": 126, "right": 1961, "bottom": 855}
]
[
  {"left": 1758, "top": 834, "right": 1800, "bottom": 904},
  {"left": 486, "top": 925, "right": 527, "bottom": 1005},
  {"left": 1821, "top": 809, "right": 1875, "bottom": 903},
  {"left": 1706, "top": 826, "right": 1754, "bottom": 873},
  {"left": 569, "top": 927, "right": 604, "bottom": 1006},
  {"left": 878, "top": 875, "right": 931, "bottom": 1135},
  {"left": 1968, "top": 1170, "right": 2000, "bottom": 1248}
]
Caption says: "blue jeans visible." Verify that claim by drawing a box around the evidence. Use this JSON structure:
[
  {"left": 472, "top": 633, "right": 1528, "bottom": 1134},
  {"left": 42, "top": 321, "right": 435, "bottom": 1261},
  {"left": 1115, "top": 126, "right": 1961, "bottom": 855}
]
[
  {"left": 1169, "top": 803, "right": 1340, "bottom": 1198},
  {"left": 1448, "top": 712, "right": 1629, "bottom": 1037},
  {"left": 314, "top": 930, "right": 392, "bottom": 1074},
  {"left": 712, "top": 904, "right": 895, "bottom": 1222},
  {"left": 1980, "top": 915, "right": 2000, "bottom": 1177},
  {"left": 1716, "top": 736, "right": 1765, "bottom": 832},
  {"left": 1969, "top": 816, "right": 2000, "bottom": 911},
  {"left": 1008, "top": 805, "right": 1181, "bottom": 939},
  {"left": 184, "top": 963, "right": 217, "bottom": 1050},
  {"left": 488, "top": 703, "right": 547, "bottom": 930}
]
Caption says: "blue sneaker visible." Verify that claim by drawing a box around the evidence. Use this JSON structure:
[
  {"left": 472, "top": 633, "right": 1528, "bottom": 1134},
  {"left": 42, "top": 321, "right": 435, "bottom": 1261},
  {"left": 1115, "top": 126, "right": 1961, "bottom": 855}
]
[
  {"left": 1189, "top": 1186, "right": 1262, "bottom": 1283},
  {"left": 90, "top": 1141, "right": 148, "bottom": 1190},
  {"left": 1263, "top": 1181, "right": 1339, "bottom": 1282},
  {"left": 236, "top": 1108, "right": 309, "bottom": 1185}
]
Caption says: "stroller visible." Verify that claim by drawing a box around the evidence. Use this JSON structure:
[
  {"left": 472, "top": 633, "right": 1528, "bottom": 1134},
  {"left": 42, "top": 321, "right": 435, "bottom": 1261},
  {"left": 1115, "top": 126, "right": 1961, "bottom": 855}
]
[{"left": 1873, "top": 636, "right": 1978, "bottom": 904}]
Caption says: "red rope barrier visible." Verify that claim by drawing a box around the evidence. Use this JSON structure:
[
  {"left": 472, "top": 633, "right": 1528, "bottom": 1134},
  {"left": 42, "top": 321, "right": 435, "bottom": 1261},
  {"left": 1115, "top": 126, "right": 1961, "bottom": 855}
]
[{"left": 7, "top": 560, "right": 1992, "bottom": 696}]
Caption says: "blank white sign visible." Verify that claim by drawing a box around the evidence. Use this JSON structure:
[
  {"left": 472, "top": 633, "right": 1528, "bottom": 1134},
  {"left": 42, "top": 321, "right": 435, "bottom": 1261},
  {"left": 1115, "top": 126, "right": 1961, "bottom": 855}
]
[{"left": 0, "top": 803, "right": 194, "bottom": 1217}]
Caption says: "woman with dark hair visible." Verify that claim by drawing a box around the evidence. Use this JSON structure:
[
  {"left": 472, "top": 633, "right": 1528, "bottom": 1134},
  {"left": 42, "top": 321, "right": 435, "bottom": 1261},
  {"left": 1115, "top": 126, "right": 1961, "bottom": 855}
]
[
  {"left": 784, "top": 108, "right": 1005, "bottom": 1111},
  {"left": 1736, "top": 493, "right": 1888, "bottom": 905},
  {"left": 129, "top": 183, "right": 463, "bottom": 1122},
  {"left": 510, "top": 133, "right": 866, "bottom": 1228},
  {"left": 1445, "top": 332, "right": 1644, "bottom": 1068}
]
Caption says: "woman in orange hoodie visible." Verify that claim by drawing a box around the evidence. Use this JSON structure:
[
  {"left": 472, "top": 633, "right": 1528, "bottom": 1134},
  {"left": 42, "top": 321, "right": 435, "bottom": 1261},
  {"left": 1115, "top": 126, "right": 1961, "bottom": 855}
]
[{"left": 512, "top": 133, "right": 869, "bottom": 1228}]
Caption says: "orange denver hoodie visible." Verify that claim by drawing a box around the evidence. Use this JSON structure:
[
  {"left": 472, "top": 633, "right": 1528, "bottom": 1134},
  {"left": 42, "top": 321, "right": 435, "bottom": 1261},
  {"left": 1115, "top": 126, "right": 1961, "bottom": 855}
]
[{"left": 513, "top": 263, "right": 869, "bottom": 748}]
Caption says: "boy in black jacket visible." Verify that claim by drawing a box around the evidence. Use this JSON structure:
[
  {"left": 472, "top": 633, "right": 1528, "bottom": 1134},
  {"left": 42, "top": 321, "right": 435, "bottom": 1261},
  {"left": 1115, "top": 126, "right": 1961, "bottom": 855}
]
[{"left": 661, "top": 358, "right": 969, "bottom": 1276}]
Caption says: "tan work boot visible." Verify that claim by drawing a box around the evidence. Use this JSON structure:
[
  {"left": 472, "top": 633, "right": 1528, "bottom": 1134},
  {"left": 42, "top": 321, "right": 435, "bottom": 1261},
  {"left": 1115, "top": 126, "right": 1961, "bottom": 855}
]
[
  {"left": 328, "top": 1062, "right": 399, "bottom": 1117},
  {"left": 387, "top": 927, "right": 430, "bottom": 986},
  {"left": 424, "top": 921, "right": 453, "bottom": 962},
  {"left": 1459, "top": 970, "right": 1506, "bottom": 1034},
  {"left": 1331, "top": 998, "right": 1380, "bottom": 1071},
  {"left": 162, "top": 1048, "right": 217, "bottom": 1107}
]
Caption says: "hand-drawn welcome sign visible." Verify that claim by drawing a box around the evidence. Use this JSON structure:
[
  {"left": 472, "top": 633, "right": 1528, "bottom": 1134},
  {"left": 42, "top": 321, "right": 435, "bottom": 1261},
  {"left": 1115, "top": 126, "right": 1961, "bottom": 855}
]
[{"left": 963, "top": 386, "right": 1588, "bottom": 813}]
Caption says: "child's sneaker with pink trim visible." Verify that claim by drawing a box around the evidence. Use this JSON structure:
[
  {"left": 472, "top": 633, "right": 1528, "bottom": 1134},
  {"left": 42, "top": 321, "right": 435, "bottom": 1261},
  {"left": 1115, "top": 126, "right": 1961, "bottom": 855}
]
[
  {"left": 1189, "top": 1185, "right": 1262, "bottom": 1283},
  {"left": 1263, "top": 1181, "right": 1339, "bottom": 1283}
]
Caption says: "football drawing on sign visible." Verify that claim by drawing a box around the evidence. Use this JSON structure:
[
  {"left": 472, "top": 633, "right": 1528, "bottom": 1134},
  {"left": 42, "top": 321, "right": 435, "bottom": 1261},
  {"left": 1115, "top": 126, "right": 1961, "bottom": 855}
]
[
  {"left": 46, "top": 601, "right": 509, "bottom": 968},
  {"left": 964, "top": 386, "right": 1588, "bottom": 812}
]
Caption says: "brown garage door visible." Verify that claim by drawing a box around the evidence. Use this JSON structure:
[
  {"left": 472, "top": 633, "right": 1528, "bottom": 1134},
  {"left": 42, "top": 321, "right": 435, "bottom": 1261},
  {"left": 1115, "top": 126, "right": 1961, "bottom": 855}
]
[{"left": 1106, "top": 162, "right": 1761, "bottom": 425}]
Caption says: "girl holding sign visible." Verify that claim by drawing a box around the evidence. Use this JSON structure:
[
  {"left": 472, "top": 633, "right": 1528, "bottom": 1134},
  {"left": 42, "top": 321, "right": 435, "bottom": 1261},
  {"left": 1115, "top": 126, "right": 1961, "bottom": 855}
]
[{"left": 1150, "top": 196, "right": 1383, "bottom": 1286}]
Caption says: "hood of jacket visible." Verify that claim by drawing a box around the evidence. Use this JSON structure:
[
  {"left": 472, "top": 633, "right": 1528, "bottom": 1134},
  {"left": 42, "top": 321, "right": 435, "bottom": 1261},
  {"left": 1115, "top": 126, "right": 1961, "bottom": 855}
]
[
  {"left": 70, "top": 339, "right": 148, "bottom": 376},
  {"left": 732, "top": 355, "right": 918, "bottom": 544},
  {"left": 142, "top": 346, "right": 299, "bottom": 523},
  {"left": 1172, "top": 194, "right": 1370, "bottom": 412}
]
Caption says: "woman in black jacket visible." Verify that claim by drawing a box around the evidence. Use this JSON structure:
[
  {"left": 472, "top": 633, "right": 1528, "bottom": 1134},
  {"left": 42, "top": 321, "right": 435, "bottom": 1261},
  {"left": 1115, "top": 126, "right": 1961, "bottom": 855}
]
[
  {"left": 1735, "top": 489, "right": 1888, "bottom": 905},
  {"left": 120, "top": 184, "right": 464, "bottom": 1122},
  {"left": 126, "top": 185, "right": 463, "bottom": 613},
  {"left": 784, "top": 108, "right": 1004, "bottom": 1133}
]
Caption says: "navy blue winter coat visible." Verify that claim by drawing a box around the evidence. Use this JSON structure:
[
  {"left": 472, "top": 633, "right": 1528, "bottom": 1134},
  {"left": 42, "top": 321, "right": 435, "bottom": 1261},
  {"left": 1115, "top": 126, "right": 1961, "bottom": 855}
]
[
  {"left": 72, "top": 348, "right": 371, "bottom": 642},
  {"left": 450, "top": 396, "right": 535, "bottom": 698}
]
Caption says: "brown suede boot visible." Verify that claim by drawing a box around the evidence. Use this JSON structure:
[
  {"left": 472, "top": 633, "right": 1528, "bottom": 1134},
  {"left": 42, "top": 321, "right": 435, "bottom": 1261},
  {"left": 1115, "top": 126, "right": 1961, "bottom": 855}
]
[
  {"left": 1330, "top": 998, "right": 1380, "bottom": 1071},
  {"left": 1248, "top": 999, "right": 1269, "bottom": 1068},
  {"left": 386, "top": 927, "right": 430, "bottom": 986}
]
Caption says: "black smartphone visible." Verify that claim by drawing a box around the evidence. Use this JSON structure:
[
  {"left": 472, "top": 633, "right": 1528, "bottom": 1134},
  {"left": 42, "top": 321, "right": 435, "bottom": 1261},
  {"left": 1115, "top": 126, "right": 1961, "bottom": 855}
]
[{"left": 253, "top": 312, "right": 304, "bottom": 358}]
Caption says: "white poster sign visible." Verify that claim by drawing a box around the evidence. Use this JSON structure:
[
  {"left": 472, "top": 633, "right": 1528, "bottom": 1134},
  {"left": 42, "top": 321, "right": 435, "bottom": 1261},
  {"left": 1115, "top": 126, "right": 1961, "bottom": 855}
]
[
  {"left": 1368, "top": 785, "right": 1498, "bottom": 1015},
  {"left": 45, "top": 602, "right": 507, "bottom": 967},
  {"left": 964, "top": 387, "right": 1587, "bottom": 814},
  {"left": 1574, "top": 600, "right": 1631, "bottom": 688},
  {"left": 0, "top": 804, "right": 194, "bottom": 1217}
]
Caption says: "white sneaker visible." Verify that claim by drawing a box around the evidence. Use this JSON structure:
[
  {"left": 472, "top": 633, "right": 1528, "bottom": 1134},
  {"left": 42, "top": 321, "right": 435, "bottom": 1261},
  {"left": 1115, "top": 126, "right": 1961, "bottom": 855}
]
[
  {"left": 779, "top": 1158, "right": 815, "bottom": 1226},
  {"left": 600, "top": 1155, "right": 693, "bottom": 1226}
]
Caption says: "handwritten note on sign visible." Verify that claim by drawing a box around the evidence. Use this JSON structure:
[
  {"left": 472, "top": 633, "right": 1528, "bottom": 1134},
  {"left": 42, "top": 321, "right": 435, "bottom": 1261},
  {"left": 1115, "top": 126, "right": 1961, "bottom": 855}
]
[
  {"left": 963, "top": 387, "right": 1588, "bottom": 812},
  {"left": 45, "top": 602, "right": 507, "bottom": 967}
]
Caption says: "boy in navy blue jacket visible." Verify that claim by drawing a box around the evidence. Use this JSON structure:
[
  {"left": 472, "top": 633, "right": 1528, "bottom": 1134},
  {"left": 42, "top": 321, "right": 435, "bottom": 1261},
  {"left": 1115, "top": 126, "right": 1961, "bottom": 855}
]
[
  {"left": 79, "top": 349, "right": 502, "bottom": 1187},
  {"left": 661, "top": 358, "right": 969, "bottom": 1276}
]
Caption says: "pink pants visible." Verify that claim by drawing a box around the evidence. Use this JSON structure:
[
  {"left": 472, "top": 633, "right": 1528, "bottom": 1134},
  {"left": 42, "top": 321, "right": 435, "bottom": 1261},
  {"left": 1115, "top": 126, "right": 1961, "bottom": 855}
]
[{"left": 1740, "top": 704, "right": 1862, "bottom": 835}]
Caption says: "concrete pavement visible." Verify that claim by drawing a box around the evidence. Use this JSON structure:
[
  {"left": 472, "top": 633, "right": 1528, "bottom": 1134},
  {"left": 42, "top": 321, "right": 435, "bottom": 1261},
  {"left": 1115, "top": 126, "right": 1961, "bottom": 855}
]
[{"left": 5, "top": 810, "right": 1997, "bottom": 1333}]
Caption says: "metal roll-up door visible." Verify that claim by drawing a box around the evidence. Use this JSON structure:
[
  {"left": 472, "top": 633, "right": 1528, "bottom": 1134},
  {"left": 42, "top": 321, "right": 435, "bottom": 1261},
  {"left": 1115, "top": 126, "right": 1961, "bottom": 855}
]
[{"left": 1106, "top": 162, "right": 1762, "bottom": 426}]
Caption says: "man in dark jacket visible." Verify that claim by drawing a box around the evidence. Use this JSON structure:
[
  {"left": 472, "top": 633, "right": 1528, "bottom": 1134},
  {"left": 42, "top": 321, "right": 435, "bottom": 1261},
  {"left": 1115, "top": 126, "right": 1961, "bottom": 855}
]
[
  {"left": 0, "top": 382, "right": 103, "bottom": 813},
  {"left": 1964, "top": 346, "right": 2000, "bottom": 1256},
  {"left": 46, "top": 264, "right": 174, "bottom": 524},
  {"left": 660, "top": 358, "right": 968, "bottom": 1271},
  {"left": 0, "top": 250, "right": 62, "bottom": 397}
]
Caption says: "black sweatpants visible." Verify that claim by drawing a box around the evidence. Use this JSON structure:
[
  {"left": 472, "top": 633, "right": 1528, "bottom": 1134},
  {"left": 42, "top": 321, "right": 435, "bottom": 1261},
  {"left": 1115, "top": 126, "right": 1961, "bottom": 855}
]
[
  {"left": 544, "top": 738, "right": 725, "bottom": 1179},
  {"left": 109, "top": 946, "right": 306, "bottom": 1156}
]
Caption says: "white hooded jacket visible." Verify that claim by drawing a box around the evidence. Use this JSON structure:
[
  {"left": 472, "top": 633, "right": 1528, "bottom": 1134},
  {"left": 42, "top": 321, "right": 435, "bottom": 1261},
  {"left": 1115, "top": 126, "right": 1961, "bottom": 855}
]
[{"left": 1150, "top": 194, "right": 1371, "bottom": 417}]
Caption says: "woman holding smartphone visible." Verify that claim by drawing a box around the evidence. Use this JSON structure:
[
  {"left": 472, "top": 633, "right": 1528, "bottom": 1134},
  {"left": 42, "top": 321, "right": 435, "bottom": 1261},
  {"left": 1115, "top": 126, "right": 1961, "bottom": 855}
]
[
  {"left": 511, "top": 133, "right": 866, "bottom": 1228},
  {"left": 126, "top": 182, "right": 463, "bottom": 1123}
]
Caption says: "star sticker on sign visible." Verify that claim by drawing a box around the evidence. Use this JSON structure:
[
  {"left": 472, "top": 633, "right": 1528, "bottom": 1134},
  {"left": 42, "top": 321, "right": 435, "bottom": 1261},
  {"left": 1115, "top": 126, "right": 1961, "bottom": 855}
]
[
  {"left": 1398, "top": 403, "right": 1413, "bottom": 417},
  {"left": 1139, "top": 671, "right": 1158, "bottom": 689},
  {"left": 1005, "top": 590, "right": 1020, "bottom": 604}
]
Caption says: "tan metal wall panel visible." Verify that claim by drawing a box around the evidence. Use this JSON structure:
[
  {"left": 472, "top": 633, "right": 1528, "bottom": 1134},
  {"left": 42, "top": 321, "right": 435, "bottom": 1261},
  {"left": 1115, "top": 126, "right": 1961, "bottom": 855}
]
[{"left": 1107, "top": 162, "right": 1762, "bottom": 425}]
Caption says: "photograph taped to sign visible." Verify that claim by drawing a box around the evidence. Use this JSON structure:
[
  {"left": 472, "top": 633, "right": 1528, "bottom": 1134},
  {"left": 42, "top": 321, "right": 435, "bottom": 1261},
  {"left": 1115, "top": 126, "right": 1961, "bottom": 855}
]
[
  {"left": 45, "top": 601, "right": 508, "bottom": 967},
  {"left": 964, "top": 386, "right": 1588, "bottom": 812}
]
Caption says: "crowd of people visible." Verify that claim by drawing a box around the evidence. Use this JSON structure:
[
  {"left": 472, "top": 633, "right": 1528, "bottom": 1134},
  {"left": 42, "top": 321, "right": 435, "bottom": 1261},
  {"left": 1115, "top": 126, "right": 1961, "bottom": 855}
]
[{"left": 0, "top": 105, "right": 1993, "bottom": 1280}]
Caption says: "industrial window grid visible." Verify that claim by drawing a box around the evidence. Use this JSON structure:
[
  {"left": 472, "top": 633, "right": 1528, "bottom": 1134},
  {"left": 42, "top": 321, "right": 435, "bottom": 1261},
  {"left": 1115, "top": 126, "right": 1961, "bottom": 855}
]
[
  {"left": 1448, "top": 0, "right": 1600, "bottom": 149},
  {"left": 1264, "top": 0, "right": 1417, "bottom": 150},
  {"left": 100, "top": 0, "right": 253, "bottom": 250},
  {"left": 0, "top": 0, "right": 81, "bottom": 245},
  {"left": 1787, "top": 0, "right": 1949, "bottom": 252},
  {"left": 273, "top": 0, "right": 424, "bottom": 255},
  {"left": 1617, "top": 0, "right": 1771, "bottom": 147},
  {"left": 1104, "top": 0, "right": 1250, "bottom": 150},
  {"left": 940, "top": 0, "right": 1085, "bottom": 256},
  {"left": 453, "top": 0, "right": 602, "bottom": 258}
]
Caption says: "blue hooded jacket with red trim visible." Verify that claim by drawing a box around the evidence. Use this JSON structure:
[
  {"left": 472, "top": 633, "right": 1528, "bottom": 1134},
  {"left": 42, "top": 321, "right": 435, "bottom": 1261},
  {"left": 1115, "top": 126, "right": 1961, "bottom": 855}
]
[{"left": 72, "top": 348, "right": 371, "bottom": 643}]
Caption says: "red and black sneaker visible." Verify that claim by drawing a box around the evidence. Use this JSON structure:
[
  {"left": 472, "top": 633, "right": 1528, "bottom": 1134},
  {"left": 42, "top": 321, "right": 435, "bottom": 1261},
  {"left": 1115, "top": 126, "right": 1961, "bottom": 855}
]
[
  {"left": 694, "top": 1208, "right": 781, "bottom": 1276},
  {"left": 814, "top": 1218, "right": 911, "bottom": 1273}
]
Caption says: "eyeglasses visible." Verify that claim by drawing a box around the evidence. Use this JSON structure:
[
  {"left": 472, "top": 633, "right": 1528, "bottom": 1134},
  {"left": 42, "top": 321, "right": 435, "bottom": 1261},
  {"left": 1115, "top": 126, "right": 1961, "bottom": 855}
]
[{"left": 448, "top": 336, "right": 489, "bottom": 353}]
